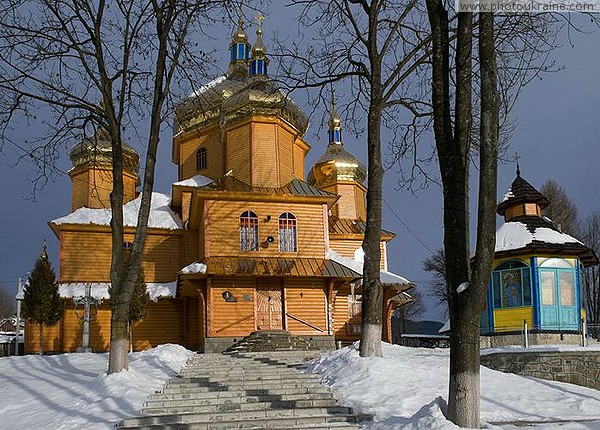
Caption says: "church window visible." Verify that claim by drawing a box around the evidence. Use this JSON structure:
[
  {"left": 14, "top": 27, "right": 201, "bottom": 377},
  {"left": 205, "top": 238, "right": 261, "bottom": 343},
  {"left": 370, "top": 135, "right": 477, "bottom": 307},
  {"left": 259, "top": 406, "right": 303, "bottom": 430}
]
[
  {"left": 196, "top": 147, "right": 207, "bottom": 171},
  {"left": 491, "top": 260, "right": 531, "bottom": 309},
  {"left": 278, "top": 212, "right": 297, "bottom": 252},
  {"left": 240, "top": 211, "right": 258, "bottom": 251},
  {"left": 539, "top": 258, "right": 576, "bottom": 307}
]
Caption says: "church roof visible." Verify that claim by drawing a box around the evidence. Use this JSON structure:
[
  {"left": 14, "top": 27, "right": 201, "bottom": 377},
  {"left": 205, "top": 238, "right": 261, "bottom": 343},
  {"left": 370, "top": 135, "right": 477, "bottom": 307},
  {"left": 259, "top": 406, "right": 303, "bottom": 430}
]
[
  {"left": 495, "top": 215, "right": 598, "bottom": 266},
  {"left": 50, "top": 192, "right": 183, "bottom": 231},
  {"left": 197, "top": 175, "right": 337, "bottom": 199},
  {"left": 328, "top": 216, "right": 395, "bottom": 238},
  {"left": 175, "top": 75, "right": 309, "bottom": 135},
  {"left": 69, "top": 126, "right": 139, "bottom": 173},
  {"left": 497, "top": 173, "right": 549, "bottom": 215}
]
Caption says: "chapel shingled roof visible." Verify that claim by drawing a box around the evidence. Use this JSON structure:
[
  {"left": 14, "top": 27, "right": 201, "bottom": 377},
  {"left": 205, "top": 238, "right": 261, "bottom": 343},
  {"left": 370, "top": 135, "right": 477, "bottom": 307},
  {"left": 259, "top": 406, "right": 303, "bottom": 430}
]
[
  {"left": 497, "top": 173, "right": 549, "bottom": 216},
  {"left": 328, "top": 216, "right": 395, "bottom": 238}
]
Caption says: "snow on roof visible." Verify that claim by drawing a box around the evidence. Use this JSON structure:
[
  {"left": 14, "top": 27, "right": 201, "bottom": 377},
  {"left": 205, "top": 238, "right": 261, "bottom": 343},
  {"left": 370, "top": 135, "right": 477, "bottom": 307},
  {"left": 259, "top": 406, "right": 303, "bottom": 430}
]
[
  {"left": 189, "top": 75, "right": 226, "bottom": 97},
  {"left": 173, "top": 175, "right": 214, "bottom": 188},
  {"left": 179, "top": 262, "right": 207, "bottom": 275},
  {"left": 495, "top": 221, "right": 582, "bottom": 253},
  {"left": 439, "top": 319, "right": 450, "bottom": 333},
  {"left": 501, "top": 188, "right": 514, "bottom": 203},
  {"left": 51, "top": 192, "right": 182, "bottom": 230},
  {"left": 329, "top": 250, "right": 411, "bottom": 285},
  {"left": 59, "top": 282, "right": 177, "bottom": 302}
]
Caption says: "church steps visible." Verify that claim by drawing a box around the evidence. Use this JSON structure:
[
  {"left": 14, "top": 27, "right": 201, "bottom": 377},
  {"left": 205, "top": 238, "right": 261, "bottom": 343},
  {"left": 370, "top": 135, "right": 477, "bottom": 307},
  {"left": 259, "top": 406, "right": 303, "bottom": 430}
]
[
  {"left": 147, "top": 385, "right": 332, "bottom": 401},
  {"left": 145, "top": 392, "right": 334, "bottom": 407}
]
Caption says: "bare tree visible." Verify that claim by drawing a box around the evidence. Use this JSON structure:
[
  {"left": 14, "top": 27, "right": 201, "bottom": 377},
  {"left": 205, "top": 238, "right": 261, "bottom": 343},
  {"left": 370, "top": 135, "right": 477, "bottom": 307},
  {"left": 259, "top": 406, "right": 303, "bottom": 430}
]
[
  {"left": 0, "top": 284, "right": 16, "bottom": 319},
  {"left": 0, "top": 0, "right": 234, "bottom": 373},
  {"left": 581, "top": 212, "right": 600, "bottom": 325},
  {"left": 425, "top": 3, "right": 499, "bottom": 426},
  {"left": 279, "top": 0, "right": 431, "bottom": 358},
  {"left": 422, "top": 248, "right": 448, "bottom": 317},
  {"left": 540, "top": 179, "right": 580, "bottom": 236}
]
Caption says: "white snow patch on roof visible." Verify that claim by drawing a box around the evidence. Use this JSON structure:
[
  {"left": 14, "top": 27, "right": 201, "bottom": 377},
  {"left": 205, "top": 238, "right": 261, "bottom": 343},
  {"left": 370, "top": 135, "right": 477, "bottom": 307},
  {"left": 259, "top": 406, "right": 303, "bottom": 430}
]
[
  {"left": 439, "top": 319, "right": 450, "bottom": 333},
  {"left": 173, "top": 175, "right": 213, "bottom": 188},
  {"left": 59, "top": 282, "right": 177, "bottom": 302},
  {"left": 52, "top": 192, "right": 182, "bottom": 230},
  {"left": 189, "top": 75, "right": 226, "bottom": 97},
  {"left": 501, "top": 187, "right": 514, "bottom": 203},
  {"left": 179, "top": 262, "right": 207, "bottom": 275},
  {"left": 329, "top": 250, "right": 411, "bottom": 285},
  {"left": 495, "top": 221, "right": 582, "bottom": 253}
]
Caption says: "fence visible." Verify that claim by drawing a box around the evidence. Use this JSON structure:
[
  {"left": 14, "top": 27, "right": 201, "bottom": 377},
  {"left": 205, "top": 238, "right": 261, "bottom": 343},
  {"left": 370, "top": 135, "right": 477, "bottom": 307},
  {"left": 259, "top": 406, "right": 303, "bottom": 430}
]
[{"left": 0, "top": 342, "right": 24, "bottom": 357}]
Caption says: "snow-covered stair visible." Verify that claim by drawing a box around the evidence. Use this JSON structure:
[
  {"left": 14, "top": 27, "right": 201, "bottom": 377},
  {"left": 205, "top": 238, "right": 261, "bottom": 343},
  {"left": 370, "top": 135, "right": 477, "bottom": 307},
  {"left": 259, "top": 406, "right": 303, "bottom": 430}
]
[{"left": 117, "top": 351, "right": 370, "bottom": 429}]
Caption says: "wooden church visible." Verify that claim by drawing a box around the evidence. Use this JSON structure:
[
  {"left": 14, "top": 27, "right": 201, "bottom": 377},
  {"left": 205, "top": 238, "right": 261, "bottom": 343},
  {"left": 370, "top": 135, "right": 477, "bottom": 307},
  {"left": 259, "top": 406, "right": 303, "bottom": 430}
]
[
  {"left": 480, "top": 168, "right": 598, "bottom": 346},
  {"left": 24, "top": 19, "right": 413, "bottom": 353}
]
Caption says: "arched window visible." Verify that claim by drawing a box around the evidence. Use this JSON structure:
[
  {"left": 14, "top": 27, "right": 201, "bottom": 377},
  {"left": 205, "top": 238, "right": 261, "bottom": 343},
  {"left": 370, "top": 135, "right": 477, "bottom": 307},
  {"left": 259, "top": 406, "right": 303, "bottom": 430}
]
[
  {"left": 196, "top": 147, "right": 207, "bottom": 171},
  {"left": 240, "top": 211, "right": 258, "bottom": 251},
  {"left": 491, "top": 260, "right": 531, "bottom": 309},
  {"left": 278, "top": 212, "right": 297, "bottom": 252}
]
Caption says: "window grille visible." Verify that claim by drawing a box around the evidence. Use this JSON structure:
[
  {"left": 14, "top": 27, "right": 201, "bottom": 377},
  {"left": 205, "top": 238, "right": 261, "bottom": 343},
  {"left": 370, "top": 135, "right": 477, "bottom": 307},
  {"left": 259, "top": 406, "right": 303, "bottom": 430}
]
[
  {"left": 240, "top": 211, "right": 259, "bottom": 251},
  {"left": 196, "top": 147, "right": 207, "bottom": 170},
  {"left": 278, "top": 212, "right": 297, "bottom": 252}
]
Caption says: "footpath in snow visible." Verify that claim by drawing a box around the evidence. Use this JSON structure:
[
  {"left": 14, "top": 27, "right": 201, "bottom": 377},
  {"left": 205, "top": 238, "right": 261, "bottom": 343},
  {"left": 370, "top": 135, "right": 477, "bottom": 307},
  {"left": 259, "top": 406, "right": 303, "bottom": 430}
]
[{"left": 2, "top": 342, "right": 600, "bottom": 429}]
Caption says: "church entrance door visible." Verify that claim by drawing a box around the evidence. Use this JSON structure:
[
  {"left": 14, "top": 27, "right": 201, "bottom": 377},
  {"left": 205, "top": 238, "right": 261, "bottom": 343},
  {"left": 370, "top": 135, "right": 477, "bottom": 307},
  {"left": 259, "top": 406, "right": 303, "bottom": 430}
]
[{"left": 256, "top": 282, "right": 283, "bottom": 330}]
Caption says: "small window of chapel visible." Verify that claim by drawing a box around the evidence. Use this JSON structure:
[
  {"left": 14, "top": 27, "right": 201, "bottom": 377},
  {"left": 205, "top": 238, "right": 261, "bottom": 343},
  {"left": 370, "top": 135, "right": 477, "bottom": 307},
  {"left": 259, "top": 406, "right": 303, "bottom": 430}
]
[
  {"left": 278, "top": 212, "right": 297, "bottom": 252},
  {"left": 240, "top": 211, "right": 259, "bottom": 251},
  {"left": 196, "top": 147, "right": 207, "bottom": 171}
]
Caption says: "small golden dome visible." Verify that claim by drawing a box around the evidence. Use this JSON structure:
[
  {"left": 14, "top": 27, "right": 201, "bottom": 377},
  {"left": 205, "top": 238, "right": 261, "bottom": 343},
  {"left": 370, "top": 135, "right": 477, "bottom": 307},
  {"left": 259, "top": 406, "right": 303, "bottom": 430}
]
[
  {"left": 252, "top": 28, "right": 267, "bottom": 58},
  {"left": 69, "top": 126, "right": 139, "bottom": 174},
  {"left": 328, "top": 91, "right": 341, "bottom": 129},
  {"left": 308, "top": 143, "right": 367, "bottom": 187},
  {"left": 232, "top": 18, "right": 248, "bottom": 44}
]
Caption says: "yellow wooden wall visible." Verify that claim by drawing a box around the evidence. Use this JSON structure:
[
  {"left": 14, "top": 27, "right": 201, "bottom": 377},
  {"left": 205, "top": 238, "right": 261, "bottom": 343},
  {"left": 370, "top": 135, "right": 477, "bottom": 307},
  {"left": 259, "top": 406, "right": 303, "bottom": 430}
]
[
  {"left": 204, "top": 201, "right": 326, "bottom": 258},
  {"left": 493, "top": 307, "right": 534, "bottom": 332},
  {"left": 179, "top": 131, "right": 223, "bottom": 181},
  {"left": 332, "top": 294, "right": 361, "bottom": 341},
  {"left": 329, "top": 239, "right": 387, "bottom": 270},
  {"left": 226, "top": 124, "right": 252, "bottom": 184},
  {"left": 208, "top": 277, "right": 256, "bottom": 337},
  {"left": 293, "top": 141, "right": 306, "bottom": 179},
  {"left": 284, "top": 278, "right": 327, "bottom": 335},
  {"left": 252, "top": 123, "right": 280, "bottom": 187},
  {"left": 60, "top": 230, "right": 181, "bottom": 283},
  {"left": 279, "top": 128, "right": 294, "bottom": 184},
  {"left": 70, "top": 168, "right": 136, "bottom": 211}
]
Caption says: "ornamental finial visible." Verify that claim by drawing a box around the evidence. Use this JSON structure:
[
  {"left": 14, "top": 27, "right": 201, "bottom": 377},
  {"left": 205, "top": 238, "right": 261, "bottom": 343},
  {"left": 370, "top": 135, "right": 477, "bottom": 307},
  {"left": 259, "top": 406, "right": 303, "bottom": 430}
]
[
  {"left": 514, "top": 152, "right": 521, "bottom": 176},
  {"left": 256, "top": 12, "right": 265, "bottom": 31}
]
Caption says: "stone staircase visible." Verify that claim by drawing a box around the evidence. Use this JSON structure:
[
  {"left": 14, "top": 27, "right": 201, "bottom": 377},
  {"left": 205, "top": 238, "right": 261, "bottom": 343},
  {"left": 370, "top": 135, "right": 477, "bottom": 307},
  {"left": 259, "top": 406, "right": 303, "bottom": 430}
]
[
  {"left": 225, "top": 330, "right": 319, "bottom": 353},
  {"left": 117, "top": 350, "right": 370, "bottom": 429}
]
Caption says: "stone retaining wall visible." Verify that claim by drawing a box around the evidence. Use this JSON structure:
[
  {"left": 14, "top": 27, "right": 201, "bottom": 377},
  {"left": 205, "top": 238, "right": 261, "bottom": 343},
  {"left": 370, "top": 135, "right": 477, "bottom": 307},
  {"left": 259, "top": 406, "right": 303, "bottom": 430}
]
[{"left": 481, "top": 350, "right": 600, "bottom": 389}]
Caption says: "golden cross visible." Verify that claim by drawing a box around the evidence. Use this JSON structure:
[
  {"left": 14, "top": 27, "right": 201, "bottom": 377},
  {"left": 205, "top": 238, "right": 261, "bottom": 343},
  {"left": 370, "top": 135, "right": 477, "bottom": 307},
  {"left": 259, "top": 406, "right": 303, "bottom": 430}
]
[{"left": 256, "top": 13, "right": 265, "bottom": 31}]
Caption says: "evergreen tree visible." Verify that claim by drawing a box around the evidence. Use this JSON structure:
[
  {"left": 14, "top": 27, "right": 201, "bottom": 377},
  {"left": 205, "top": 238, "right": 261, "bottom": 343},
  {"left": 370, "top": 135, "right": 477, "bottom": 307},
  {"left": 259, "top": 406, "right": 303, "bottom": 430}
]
[
  {"left": 22, "top": 243, "right": 63, "bottom": 355},
  {"left": 125, "top": 253, "right": 149, "bottom": 352}
]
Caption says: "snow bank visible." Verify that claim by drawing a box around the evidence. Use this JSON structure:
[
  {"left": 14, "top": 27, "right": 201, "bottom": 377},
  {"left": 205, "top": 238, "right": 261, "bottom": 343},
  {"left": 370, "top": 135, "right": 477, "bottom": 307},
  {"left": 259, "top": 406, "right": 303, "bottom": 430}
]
[
  {"left": 173, "top": 174, "right": 213, "bottom": 188},
  {"left": 495, "top": 221, "right": 581, "bottom": 253},
  {"left": 59, "top": 282, "right": 177, "bottom": 301},
  {"left": 52, "top": 192, "right": 182, "bottom": 230},
  {"left": 305, "top": 342, "right": 600, "bottom": 428},
  {"left": 0, "top": 344, "right": 194, "bottom": 429}
]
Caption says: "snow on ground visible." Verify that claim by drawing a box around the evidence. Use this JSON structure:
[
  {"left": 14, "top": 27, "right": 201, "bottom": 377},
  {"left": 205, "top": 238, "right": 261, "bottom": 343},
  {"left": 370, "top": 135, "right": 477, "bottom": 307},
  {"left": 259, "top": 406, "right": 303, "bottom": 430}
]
[
  {"left": 0, "top": 344, "right": 194, "bottom": 430},
  {"left": 305, "top": 342, "right": 600, "bottom": 429}
]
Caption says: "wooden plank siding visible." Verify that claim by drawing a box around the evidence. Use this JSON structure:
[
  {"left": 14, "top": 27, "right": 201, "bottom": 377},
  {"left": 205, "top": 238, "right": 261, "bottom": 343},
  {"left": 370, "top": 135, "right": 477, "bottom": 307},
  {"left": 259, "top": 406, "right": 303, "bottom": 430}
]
[
  {"left": 203, "top": 201, "right": 326, "bottom": 259},
  {"left": 493, "top": 307, "right": 534, "bottom": 332},
  {"left": 226, "top": 124, "right": 251, "bottom": 184},
  {"left": 71, "top": 170, "right": 89, "bottom": 211},
  {"left": 284, "top": 278, "right": 328, "bottom": 335},
  {"left": 329, "top": 239, "right": 388, "bottom": 270},
  {"left": 332, "top": 294, "right": 361, "bottom": 341},
  {"left": 252, "top": 123, "right": 279, "bottom": 188},
  {"left": 179, "top": 131, "right": 223, "bottom": 181},
  {"left": 209, "top": 276, "right": 255, "bottom": 337},
  {"left": 60, "top": 230, "right": 181, "bottom": 283},
  {"left": 293, "top": 140, "right": 306, "bottom": 179},
  {"left": 278, "top": 128, "right": 294, "bottom": 185}
]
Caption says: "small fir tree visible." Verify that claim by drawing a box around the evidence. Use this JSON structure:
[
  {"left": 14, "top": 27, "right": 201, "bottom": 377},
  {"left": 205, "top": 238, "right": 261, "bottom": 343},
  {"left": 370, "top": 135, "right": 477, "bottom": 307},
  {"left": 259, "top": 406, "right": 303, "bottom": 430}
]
[
  {"left": 22, "top": 242, "right": 63, "bottom": 355},
  {"left": 125, "top": 253, "right": 149, "bottom": 352}
]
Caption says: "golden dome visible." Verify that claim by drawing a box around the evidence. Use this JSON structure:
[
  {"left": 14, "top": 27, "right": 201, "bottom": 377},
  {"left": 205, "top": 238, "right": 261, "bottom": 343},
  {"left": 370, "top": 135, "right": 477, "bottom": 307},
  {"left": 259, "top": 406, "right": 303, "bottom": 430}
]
[
  {"left": 252, "top": 28, "right": 267, "bottom": 58},
  {"left": 69, "top": 126, "right": 139, "bottom": 174},
  {"left": 308, "top": 143, "right": 367, "bottom": 187},
  {"left": 231, "top": 18, "right": 248, "bottom": 44}
]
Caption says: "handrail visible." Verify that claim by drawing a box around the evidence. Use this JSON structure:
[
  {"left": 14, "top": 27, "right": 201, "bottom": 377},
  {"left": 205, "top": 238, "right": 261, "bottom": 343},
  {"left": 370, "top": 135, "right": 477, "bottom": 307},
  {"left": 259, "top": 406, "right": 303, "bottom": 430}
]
[
  {"left": 286, "top": 313, "right": 324, "bottom": 332},
  {"left": 215, "top": 314, "right": 253, "bottom": 333}
]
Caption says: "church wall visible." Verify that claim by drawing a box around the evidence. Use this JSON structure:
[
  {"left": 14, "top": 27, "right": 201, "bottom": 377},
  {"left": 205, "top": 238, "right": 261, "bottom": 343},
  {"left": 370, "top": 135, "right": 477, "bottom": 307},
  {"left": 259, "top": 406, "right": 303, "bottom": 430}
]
[
  {"left": 293, "top": 140, "right": 306, "bottom": 179},
  {"left": 226, "top": 124, "right": 251, "bottom": 184},
  {"left": 59, "top": 229, "right": 181, "bottom": 283},
  {"left": 252, "top": 122, "right": 280, "bottom": 187},
  {"left": 493, "top": 307, "right": 534, "bottom": 332},
  {"left": 278, "top": 127, "right": 294, "bottom": 185},
  {"left": 332, "top": 294, "right": 361, "bottom": 342},
  {"left": 334, "top": 183, "right": 359, "bottom": 220},
  {"left": 354, "top": 185, "right": 367, "bottom": 220},
  {"left": 204, "top": 200, "right": 326, "bottom": 258},
  {"left": 71, "top": 170, "right": 89, "bottom": 210},
  {"left": 329, "top": 239, "right": 387, "bottom": 270},
  {"left": 208, "top": 276, "right": 255, "bottom": 337},
  {"left": 283, "top": 278, "right": 328, "bottom": 334},
  {"left": 179, "top": 131, "right": 223, "bottom": 181}
]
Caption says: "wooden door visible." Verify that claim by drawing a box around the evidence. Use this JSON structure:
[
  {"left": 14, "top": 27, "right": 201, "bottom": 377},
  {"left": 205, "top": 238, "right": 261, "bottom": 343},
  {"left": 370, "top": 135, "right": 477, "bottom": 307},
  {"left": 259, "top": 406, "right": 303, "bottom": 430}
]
[{"left": 256, "top": 285, "right": 283, "bottom": 330}]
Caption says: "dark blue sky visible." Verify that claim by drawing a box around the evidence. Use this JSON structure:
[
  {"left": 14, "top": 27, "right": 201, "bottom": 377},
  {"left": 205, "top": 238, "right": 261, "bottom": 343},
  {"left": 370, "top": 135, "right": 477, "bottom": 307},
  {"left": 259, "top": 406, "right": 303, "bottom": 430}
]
[{"left": 0, "top": 8, "right": 598, "bottom": 321}]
